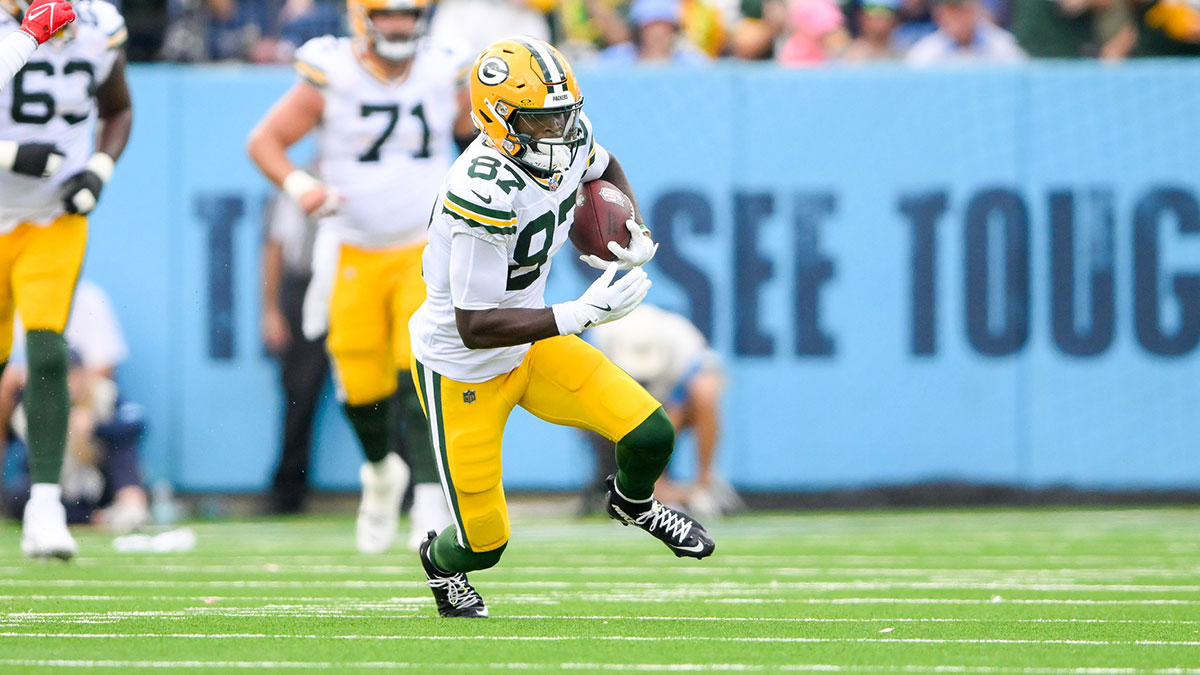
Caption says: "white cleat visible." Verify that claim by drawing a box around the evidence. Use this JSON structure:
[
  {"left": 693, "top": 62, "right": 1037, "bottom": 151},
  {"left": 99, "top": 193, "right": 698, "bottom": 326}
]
[
  {"left": 21, "top": 497, "right": 78, "bottom": 560},
  {"left": 356, "top": 453, "right": 409, "bottom": 554},
  {"left": 407, "top": 482, "right": 453, "bottom": 551}
]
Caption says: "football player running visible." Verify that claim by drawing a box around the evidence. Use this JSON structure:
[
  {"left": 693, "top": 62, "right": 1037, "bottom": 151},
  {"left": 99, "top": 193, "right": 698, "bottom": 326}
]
[
  {"left": 0, "top": 0, "right": 131, "bottom": 559},
  {"left": 248, "top": 0, "right": 474, "bottom": 554},
  {"left": 0, "top": 0, "right": 74, "bottom": 91},
  {"left": 409, "top": 36, "right": 715, "bottom": 618}
]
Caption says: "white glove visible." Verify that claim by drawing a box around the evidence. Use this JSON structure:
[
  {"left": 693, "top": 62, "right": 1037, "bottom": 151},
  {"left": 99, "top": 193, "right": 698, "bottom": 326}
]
[
  {"left": 580, "top": 218, "right": 659, "bottom": 271},
  {"left": 553, "top": 262, "right": 651, "bottom": 335}
]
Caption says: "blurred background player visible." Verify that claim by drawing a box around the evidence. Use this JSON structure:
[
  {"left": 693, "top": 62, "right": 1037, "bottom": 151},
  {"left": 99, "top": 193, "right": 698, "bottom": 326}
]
[
  {"left": 409, "top": 36, "right": 713, "bottom": 619},
  {"left": 583, "top": 304, "right": 742, "bottom": 520},
  {"left": 2, "top": 278, "right": 148, "bottom": 533},
  {"left": 0, "top": 0, "right": 131, "bottom": 559},
  {"left": 247, "top": 0, "right": 473, "bottom": 553},
  {"left": 0, "top": 0, "right": 74, "bottom": 89},
  {"left": 259, "top": 189, "right": 330, "bottom": 515}
]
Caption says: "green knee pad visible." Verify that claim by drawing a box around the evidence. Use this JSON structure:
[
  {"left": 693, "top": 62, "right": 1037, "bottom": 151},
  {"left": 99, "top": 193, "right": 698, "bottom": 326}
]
[
  {"left": 344, "top": 397, "right": 396, "bottom": 464},
  {"left": 615, "top": 407, "right": 675, "bottom": 501}
]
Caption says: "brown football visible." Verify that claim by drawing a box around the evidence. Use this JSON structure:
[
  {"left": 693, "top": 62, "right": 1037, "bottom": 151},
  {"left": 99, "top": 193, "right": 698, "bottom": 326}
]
[{"left": 570, "top": 179, "right": 634, "bottom": 261}]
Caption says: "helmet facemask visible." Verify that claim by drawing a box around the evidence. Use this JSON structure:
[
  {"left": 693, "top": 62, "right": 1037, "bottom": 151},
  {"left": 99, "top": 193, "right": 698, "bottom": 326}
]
[
  {"left": 363, "top": 7, "right": 427, "bottom": 62},
  {"left": 499, "top": 99, "right": 585, "bottom": 177}
]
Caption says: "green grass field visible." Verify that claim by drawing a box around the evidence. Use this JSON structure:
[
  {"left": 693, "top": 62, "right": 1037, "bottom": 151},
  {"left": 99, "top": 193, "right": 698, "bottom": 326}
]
[{"left": 1, "top": 507, "right": 1199, "bottom": 673}]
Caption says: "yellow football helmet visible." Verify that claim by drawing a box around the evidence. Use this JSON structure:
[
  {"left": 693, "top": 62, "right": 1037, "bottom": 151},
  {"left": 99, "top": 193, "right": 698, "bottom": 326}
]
[
  {"left": 347, "top": 0, "right": 431, "bottom": 62},
  {"left": 469, "top": 37, "right": 586, "bottom": 178}
]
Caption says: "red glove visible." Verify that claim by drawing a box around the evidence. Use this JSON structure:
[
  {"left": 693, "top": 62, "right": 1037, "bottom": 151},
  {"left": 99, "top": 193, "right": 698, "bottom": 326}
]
[{"left": 19, "top": 0, "right": 75, "bottom": 45}]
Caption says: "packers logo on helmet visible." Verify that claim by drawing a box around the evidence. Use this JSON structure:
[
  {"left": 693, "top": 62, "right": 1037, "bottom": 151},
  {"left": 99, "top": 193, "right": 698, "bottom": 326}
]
[
  {"left": 469, "top": 36, "right": 585, "bottom": 180},
  {"left": 347, "top": 0, "right": 431, "bottom": 62}
]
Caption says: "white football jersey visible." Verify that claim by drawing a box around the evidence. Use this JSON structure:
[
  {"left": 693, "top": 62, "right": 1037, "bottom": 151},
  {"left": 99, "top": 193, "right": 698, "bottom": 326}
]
[
  {"left": 410, "top": 113, "right": 608, "bottom": 382},
  {"left": 294, "top": 36, "right": 469, "bottom": 248},
  {"left": 0, "top": 0, "right": 125, "bottom": 233}
]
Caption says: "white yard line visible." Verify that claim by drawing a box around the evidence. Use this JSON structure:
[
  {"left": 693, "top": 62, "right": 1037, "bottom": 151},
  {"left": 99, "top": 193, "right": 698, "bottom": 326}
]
[
  {"left": 2, "top": 579, "right": 1200, "bottom": 592},
  {"left": 6, "top": 593, "right": 1200, "bottom": 607},
  {"left": 2, "top": 662, "right": 1199, "bottom": 674},
  {"left": 3, "top": 610, "right": 1199, "bottom": 626},
  {"left": 1, "top": 632, "right": 1199, "bottom": 646}
]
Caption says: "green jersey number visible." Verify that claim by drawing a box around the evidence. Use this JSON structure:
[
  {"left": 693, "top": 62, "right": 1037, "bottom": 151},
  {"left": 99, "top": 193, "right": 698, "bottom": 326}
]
[
  {"left": 467, "top": 156, "right": 527, "bottom": 195},
  {"left": 10, "top": 61, "right": 96, "bottom": 126},
  {"left": 507, "top": 191, "right": 576, "bottom": 291},
  {"left": 358, "top": 102, "right": 432, "bottom": 162}
]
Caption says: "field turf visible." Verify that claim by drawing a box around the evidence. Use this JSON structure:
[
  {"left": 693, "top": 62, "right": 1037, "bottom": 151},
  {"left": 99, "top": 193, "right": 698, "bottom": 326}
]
[{"left": 1, "top": 507, "right": 1199, "bottom": 673}]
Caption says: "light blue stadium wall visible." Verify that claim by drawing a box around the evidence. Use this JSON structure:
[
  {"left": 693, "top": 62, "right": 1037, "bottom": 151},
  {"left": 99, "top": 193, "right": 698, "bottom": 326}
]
[{"left": 85, "top": 62, "right": 1200, "bottom": 492}]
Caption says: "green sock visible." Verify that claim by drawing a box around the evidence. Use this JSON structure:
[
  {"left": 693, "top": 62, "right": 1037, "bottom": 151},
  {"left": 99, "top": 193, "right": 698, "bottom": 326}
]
[
  {"left": 614, "top": 407, "right": 675, "bottom": 501},
  {"left": 344, "top": 397, "right": 395, "bottom": 464},
  {"left": 24, "top": 330, "right": 69, "bottom": 485},
  {"left": 396, "top": 373, "right": 439, "bottom": 484},
  {"left": 430, "top": 525, "right": 506, "bottom": 573}
]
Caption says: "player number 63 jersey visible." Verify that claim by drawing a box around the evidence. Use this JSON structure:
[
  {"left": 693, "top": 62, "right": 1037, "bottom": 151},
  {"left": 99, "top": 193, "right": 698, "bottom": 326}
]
[
  {"left": 410, "top": 112, "right": 611, "bottom": 383},
  {"left": 0, "top": 0, "right": 125, "bottom": 233}
]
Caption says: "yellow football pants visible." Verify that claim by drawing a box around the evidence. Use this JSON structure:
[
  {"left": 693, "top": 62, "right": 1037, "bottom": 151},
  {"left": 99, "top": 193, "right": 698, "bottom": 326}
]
[
  {"left": 0, "top": 215, "right": 88, "bottom": 362},
  {"left": 327, "top": 240, "right": 426, "bottom": 405},
  {"left": 411, "top": 335, "right": 661, "bottom": 553}
]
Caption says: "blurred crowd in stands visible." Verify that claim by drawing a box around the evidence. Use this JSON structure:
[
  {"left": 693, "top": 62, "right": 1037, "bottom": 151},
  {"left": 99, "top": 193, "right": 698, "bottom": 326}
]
[{"left": 113, "top": 0, "right": 1200, "bottom": 65}]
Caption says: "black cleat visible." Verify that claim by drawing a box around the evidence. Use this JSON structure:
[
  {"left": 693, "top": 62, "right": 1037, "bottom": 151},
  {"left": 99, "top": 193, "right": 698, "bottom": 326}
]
[
  {"left": 603, "top": 475, "right": 716, "bottom": 559},
  {"left": 418, "top": 530, "right": 489, "bottom": 618}
]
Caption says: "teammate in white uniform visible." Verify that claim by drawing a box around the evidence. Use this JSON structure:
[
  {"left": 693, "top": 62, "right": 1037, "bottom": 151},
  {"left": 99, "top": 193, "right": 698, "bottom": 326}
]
[
  {"left": 0, "top": 0, "right": 73, "bottom": 92},
  {"left": 247, "top": 0, "right": 474, "bottom": 554},
  {"left": 0, "top": 0, "right": 131, "bottom": 559},
  {"left": 409, "top": 36, "right": 715, "bottom": 619}
]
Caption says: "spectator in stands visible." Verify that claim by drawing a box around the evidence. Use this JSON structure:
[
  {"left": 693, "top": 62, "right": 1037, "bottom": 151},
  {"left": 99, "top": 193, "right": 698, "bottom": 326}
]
[
  {"left": 600, "top": 0, "right": 710, "bottom": 62},
  {"left": 1128, "top": 0, "right": 1200, "bottom": 56},
  {"left": 581, "top": 305, "right": 742, "bottom": 520},
  {"left": 906, "top": 0, "right": 1027, "bottom": 63},
  {"left": 776, "top": 0, "right": 848, "bottom": 64},
  {"left": 160, "top": 0, "right": 340, "bottom": 62},
  {"left": 2, "top": 281, "right": 149, "bottom": 533},
  {"left": 1011, "top": 0, "right": 1114, "bottom": 57},
  {"left": 841, "top": 0, "right": 903, "bottom": 60},
  {"left": 260, "top": 192, "right": 330, "bottom": 514},
  {"left": 429, "top": 0, "right": 555, "bottom": 57},
  {"left": 727, "top": 0, "right": 788, "bottom": 59},
  {"left": 559, "top": 0, "right": 636, "bottom": 60}
]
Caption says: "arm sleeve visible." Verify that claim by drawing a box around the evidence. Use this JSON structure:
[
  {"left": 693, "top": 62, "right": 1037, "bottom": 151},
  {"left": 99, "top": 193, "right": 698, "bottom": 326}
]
[
  {"left": 449, "top": 230, "right": 510, "bottom": 310},
  {"left": 583, "top": 141, "right": 611, "bottom": 183},
  {"left": 0, "top": 31, "right": 36, "bottom": 94}
]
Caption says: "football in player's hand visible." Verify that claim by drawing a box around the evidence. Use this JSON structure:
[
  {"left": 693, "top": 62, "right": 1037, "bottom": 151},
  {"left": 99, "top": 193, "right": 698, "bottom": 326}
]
[{"left": 570, "top": 179, "right": 633, "bottom": 262}]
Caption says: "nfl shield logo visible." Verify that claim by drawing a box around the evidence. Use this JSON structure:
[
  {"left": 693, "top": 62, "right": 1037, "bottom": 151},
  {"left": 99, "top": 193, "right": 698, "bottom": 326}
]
[
  {"left": 549, "top": 174, "right": 561, "bottom": 190},
  {"left": 463, "top": 390, "right": 476, "bottom": 404}
]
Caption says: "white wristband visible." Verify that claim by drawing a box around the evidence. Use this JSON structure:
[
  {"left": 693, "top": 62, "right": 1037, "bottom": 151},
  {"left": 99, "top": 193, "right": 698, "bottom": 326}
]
[
  {"left": 0, "top": 139, "right": 17, "bottom": 171},
  {"left": 86, "top": 152, "right": 115, "bottom": 183},
  {"left": 552, "top": 302, "right": 583, "bottom": 336},
  {"left": 283, "top": 169, "right": 321, "bottom": 203}
]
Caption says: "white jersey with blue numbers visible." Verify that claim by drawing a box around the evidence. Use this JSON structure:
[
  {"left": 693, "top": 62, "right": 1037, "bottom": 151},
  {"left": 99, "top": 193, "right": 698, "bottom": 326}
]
[
  {"left": 0, "top": 0, "right": 125, "bottom": 233},
  {"left": 294, "top": 36, "right": 469, "bottom": 248},
  {"left": 410, "top": 113, "right": 609, "bottom": 382}
]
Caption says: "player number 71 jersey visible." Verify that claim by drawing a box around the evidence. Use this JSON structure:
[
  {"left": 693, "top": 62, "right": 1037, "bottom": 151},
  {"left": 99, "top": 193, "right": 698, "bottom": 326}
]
[
  {"left": 410, "top": 112, "right": 610, "bottom": 383},
  {"left": 294, "top": 35, "right": 467, "bottom": 248}
]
